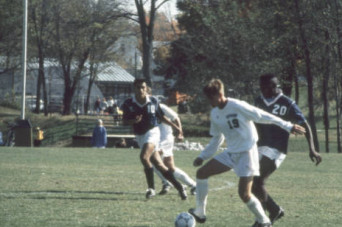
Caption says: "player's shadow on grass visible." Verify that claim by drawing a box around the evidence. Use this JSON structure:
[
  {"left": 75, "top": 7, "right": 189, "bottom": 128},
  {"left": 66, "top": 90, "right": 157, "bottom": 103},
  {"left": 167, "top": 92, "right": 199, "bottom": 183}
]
[{"left": 2, "top": 190, "right": 144, "bottom": 201}]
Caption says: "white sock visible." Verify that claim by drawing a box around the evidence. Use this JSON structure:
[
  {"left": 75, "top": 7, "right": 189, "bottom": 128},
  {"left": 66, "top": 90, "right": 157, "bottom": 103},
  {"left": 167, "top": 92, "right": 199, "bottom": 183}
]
[
  {"left": 173, "top": 168, "right": 196, "bottom": 187},
  {"left": 246, "top": 195, "right": 270, "bottom": 223},
  {"left": 153, "top": 167, "right": 170, "bottom": 186},
  {"left": 195, "top": 179, "right": 208, "bottom": 217}
]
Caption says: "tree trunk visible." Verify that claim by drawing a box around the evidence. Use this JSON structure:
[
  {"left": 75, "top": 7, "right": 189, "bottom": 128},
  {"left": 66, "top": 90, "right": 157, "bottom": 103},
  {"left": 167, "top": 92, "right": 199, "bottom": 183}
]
[
  {"left": 42, "top": 69, "right": 48, "bottom": 116},
  {"left": 35, "top": 54, "right": 43, "bottom": 114},
  {"left": 332, "top": 0, "right": 342, "bottom": 153},
  {"left": 294, "top": 0, "right": 320, "bottom": 151},
  {"left": 322, "top": 31, "right": 330, "bottom": 153},
  {"left": 135, "top": 0, "right": 160, "bottom": 87},
  {"left": 282, "top": 46, "right": 296, "bottom": 97},
  {"left": 62, "top": 51, "right": 89, "bottom": 115},
  {"left": 35, "top": 44, "right": 46, "bottom": 115},
  {"left": 85, "top": 61, "right": 96, "bottom": 115},
  {"left": 142, "top": 39, "right": 153, "bottom": 86},
  {"left": 85, "top": 79, "right": 92, "bottom": 114},
  {"left": 63, "top": 85, "right": 73, "bottom": 115},
  {"left": 334, "top": 73, "right": 342, "bottom": 153},
  {"left": 294, "top": 73, "right": 299, "bottom": 105}
]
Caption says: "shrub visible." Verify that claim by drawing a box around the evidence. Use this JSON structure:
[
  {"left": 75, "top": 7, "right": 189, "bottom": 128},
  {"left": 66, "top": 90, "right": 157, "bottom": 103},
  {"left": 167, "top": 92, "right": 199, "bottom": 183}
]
[{"left": 0, "top": 93, "right": 20, "bottom": 110}]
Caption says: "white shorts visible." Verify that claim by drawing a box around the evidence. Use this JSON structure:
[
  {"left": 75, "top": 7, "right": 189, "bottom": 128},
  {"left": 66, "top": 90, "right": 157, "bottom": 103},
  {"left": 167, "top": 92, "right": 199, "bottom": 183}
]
[
  {"left": 258, "top": 146, "right": 286, "bottom": 168},
  {"left": 135, "top": 127, "right": 160, "bottom": 151},
  {"left": 159, "top": 137, "right": 174, "bottom": 158},
  {"left": 214, "top": 145, "right": 259, "bottom": 177}
]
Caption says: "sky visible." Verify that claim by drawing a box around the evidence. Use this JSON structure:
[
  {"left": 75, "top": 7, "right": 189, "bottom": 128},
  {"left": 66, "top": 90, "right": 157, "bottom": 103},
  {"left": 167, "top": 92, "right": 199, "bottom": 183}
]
[{"left": 122, "top": 0, "right": 180, "bottom": 20}]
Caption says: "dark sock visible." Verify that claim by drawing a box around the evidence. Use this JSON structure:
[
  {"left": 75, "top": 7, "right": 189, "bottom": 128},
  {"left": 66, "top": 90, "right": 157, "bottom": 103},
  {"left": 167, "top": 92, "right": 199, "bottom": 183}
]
[
  {"left": 265, "top": 194, "right": 280, "bottom": 214},
  {"left": 162, "top": 170, "right": 183, "bottom": 192},
  {"left": 144, "top": 167, "right": 154, "bottom": 189}
]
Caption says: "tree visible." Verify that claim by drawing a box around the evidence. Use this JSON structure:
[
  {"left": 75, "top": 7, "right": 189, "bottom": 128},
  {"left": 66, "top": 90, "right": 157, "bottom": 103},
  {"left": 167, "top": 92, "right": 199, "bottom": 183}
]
[
  {"left": 294, "top": 0, "right": 320, "bottom": 150},
  {"left": 170, "top": 1, "right": 264, "bottom": 103},
  {"left": 49, "top": 0, "right": 124, "bottom": 115},
  {"left": 29, "top": 0, "right": 50, "bottom": 115},
  {"left": 134, "top": 0, "right": 170, "bottom": 86},
  {"left": 172, "top": 1, "right": 323, "bottom": 151},
  {"left": 330, "top": 0, "right": 342, "bottom": 153},
  {"left": 84, "top": 17, "right": 131, "bottom": 114},
  {"left": 0, "top": 0, "right": 22, "bottom": 100}
]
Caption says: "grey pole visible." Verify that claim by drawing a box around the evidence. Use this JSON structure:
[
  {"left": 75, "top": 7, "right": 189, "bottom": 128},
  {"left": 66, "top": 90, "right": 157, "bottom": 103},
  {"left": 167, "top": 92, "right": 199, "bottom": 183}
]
[{"left": 20, "top": 0, "right": 28, "bottom": 120}]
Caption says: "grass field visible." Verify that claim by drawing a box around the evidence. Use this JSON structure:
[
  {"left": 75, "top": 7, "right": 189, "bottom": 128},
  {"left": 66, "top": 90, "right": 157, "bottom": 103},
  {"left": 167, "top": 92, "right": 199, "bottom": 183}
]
[{"left": 0, "top": 146, "right": 341, "bottom": 227}]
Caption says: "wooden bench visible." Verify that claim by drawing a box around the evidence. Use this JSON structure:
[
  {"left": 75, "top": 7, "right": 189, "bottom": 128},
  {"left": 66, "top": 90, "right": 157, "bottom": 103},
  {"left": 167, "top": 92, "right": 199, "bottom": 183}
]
[{"left": 72, "top": 134, "right": 135, "bottom": 148}]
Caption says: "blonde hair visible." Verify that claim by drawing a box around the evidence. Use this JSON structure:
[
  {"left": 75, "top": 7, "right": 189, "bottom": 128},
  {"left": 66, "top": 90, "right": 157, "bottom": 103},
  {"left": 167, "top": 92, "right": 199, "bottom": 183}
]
[
  {"left": 203, "top": 79, "right": 224, "bottom": 98},
  {"left": 97, "top": 119, "right": 103, "bottom": 126}
]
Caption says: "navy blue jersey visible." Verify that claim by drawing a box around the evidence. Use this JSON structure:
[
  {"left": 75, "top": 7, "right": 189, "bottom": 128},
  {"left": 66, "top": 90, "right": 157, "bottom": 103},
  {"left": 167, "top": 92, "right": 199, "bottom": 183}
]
[
  {"left": 122, "top": 96, "right": 164, "bottom": 135},
  {"left": 254, "top": 93, "right": 306, "bottom": 154}
]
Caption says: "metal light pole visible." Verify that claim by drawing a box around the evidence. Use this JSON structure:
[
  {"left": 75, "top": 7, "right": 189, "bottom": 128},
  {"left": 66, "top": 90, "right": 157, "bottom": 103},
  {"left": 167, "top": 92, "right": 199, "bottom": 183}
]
[{"left": 20, "top": 0, "right": 28, "bottom": 120}]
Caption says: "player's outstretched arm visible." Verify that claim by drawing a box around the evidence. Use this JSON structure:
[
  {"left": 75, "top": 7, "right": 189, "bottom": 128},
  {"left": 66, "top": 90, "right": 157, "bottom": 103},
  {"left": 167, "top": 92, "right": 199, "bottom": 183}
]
[
  {"left": 301, "top": 121, "right": 322, "bottom": 166},
  {"left": 290, "top": 124, "right": 306, "bottom": 135},
  {"left": 161, "top": 115, "right": 181, "bottom": 134},
  {"left": 174, "top": 117, "right": 184, "bottom": 141},
  {"left": 195, "top": 134, "right": 224, "bottom": 166}
]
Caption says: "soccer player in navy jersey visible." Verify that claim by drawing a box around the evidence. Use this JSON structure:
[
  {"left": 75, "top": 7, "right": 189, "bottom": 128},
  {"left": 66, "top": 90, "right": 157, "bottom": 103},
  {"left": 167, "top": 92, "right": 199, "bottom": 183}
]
[
  {"left": 188, "top": 79, "right": 306, "bottom": 227},
  {"left": 121, "top": 78, "right": 187, "bottom": 200},
  {"left": 253, "top": 74, "right": 322, "bottom": 224}
]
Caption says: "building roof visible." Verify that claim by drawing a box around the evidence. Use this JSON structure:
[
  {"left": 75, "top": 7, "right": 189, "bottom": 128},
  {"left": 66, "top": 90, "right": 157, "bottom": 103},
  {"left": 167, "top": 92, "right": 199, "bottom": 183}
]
[
  {"left": 96, "top": 62, "right": 135, "bottom": 83},
  {"left": 27, "top": 59, "right": 135, "bottom": 83}
]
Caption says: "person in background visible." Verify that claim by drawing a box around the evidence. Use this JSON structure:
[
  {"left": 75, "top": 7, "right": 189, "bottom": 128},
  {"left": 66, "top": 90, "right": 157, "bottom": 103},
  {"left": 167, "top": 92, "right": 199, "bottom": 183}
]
[
  {"left": 113, "top": 105, "right": 123, "bottom": 125},
  {"left": 34, "top": 127, "right": 44, "bottom": 147},
  {"left": 107, "top": 96, "right": 115, "bottom": 114},
  {"left": 252, "top": 74, "right": 322, "bottom": 224},
  {"left": 91, "top": 119, "right": 107, "bottom": 148},
  {"left": 100, "top": 98, "right": 108, "bottom": 115},
  {"left": 115, "top": 138, "right": 139, "bottom": 148},
  {"left": 94, "top": 97, "right": 101, "bottom": 115}
]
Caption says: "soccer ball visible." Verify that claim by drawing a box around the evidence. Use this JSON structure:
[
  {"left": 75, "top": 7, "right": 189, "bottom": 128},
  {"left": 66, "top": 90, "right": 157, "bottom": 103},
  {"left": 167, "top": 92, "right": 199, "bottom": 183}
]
[{"left": 174, "top": 212, "right": 196, "bottom": 227}]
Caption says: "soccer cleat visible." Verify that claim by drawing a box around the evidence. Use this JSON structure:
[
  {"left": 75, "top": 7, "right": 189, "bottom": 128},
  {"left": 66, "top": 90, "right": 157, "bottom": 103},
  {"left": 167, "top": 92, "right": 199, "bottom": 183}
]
[
  {"left": 179, "top": 187, "right": 188, "bottom": 200},
  {"left": 188, "top": 208, "right": 206, "bottom": 224},
  {"left": 251, "top": 221, "right": 258, "bottom": 227},
  {"left": 145, "top": 188, "right": 156, "bottom": 199},
  {"left": 190, "top": 186, "right": 196, "bottom": 195},
  {"left": 269, "top": 207, "right": 284, "bottom": 224},
  {"left": 251, "top": 222, "right": 272, "bottom": 227},
  {"left": 159, "top": 184, "right": 172, "bottom": 195}
]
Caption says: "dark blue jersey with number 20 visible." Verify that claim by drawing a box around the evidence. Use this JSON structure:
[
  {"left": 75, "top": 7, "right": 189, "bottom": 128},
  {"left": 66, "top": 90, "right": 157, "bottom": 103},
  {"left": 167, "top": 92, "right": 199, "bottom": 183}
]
[
  {"left": 122, "top": 96, "right": 164, "bottom": 135},
  {"left": 255, "top": 93, "right": 306, "bottom": 154}
]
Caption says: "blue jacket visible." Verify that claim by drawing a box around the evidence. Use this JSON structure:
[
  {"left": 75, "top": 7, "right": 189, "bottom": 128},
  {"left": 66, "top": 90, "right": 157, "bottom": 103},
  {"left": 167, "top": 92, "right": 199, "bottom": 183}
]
[{"left": 91, "top": 126, "right": 107, "bottom": 148}]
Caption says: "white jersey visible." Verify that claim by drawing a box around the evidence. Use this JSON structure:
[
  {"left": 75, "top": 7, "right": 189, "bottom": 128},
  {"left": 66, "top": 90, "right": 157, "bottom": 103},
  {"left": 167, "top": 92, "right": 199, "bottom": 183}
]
[
  {"left": 199, "top": 98, "right": 293, "bottom": 160},
  {"left": 159, "top": 104, "right": 178, "bottom": 141}
]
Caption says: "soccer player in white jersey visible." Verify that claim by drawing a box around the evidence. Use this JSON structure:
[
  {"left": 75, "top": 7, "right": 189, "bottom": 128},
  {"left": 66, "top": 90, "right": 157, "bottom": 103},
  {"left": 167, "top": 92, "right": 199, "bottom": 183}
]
[
  {"left": 122, "top": 79, "right": 187, "bottom": 200},
  {"left": 253, "top": 74, "right": 322, "bottom": 224},
  {"left": 188, "top": 79, "right": 306, "bottom": 227},
  {"left": 154, "top": 103, "right": 196, "bottom": 195}
]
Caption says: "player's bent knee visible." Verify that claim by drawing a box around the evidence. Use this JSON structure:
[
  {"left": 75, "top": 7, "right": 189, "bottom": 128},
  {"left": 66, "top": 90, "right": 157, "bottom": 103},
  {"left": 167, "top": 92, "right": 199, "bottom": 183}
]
[
  {"left": 140, "top": 156, "right": 152, "bottom": 168},
  {"left": 239, "top": 191, "right": 251, "bottom": 203},
  {"left": 252, "top": 177, "right": 265, "bottom": 191},
  {"left": 196, "top": 167, "right": 209, "bottom": 179}
]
